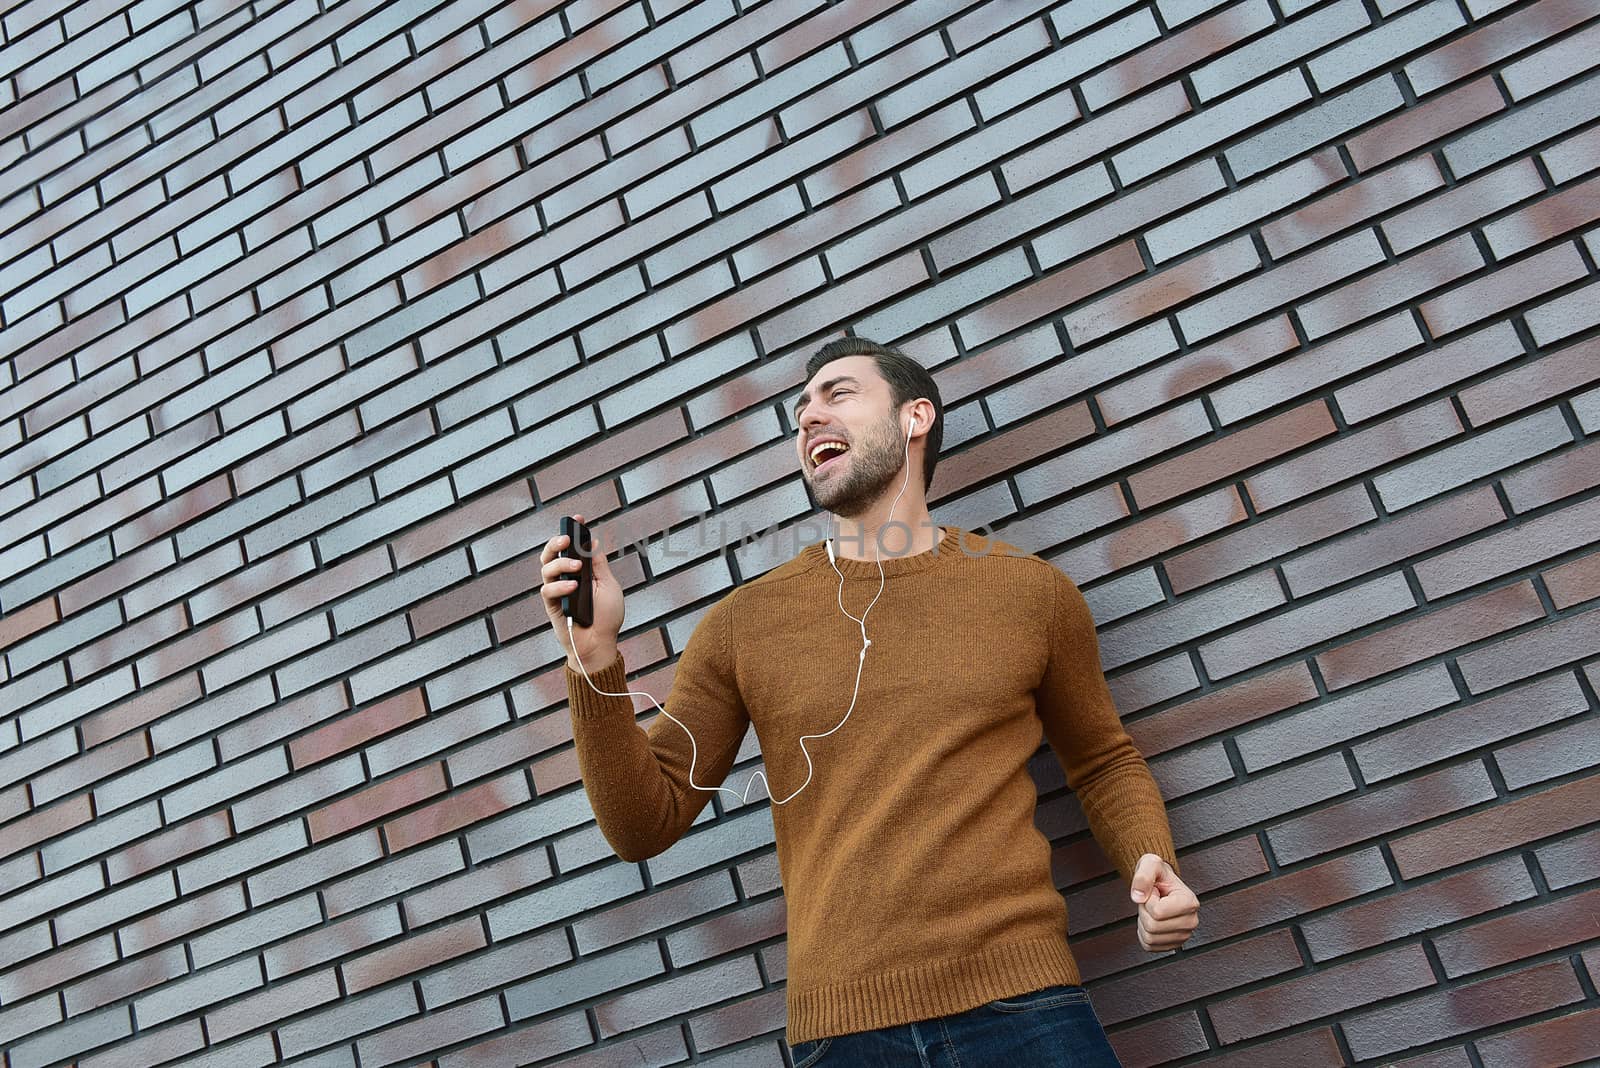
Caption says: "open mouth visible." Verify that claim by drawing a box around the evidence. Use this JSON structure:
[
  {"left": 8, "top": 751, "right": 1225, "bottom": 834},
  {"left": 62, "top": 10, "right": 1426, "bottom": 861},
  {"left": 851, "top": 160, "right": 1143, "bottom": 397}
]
[{"left": 809, "top": 441, "right": 850, "bottom": 474}]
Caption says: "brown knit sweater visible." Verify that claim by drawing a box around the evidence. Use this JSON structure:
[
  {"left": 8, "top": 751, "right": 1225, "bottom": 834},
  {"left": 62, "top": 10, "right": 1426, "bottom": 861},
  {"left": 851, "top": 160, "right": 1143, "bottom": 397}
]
[{"left": 565, "top": 525, "right": 1180, "bottom": 1046}]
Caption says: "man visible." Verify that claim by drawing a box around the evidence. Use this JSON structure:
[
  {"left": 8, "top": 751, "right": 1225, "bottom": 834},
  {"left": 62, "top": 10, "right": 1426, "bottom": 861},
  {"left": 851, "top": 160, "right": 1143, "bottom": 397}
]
[{"left": 540, "top": 337, "right": 1199, "bottom": 1064}]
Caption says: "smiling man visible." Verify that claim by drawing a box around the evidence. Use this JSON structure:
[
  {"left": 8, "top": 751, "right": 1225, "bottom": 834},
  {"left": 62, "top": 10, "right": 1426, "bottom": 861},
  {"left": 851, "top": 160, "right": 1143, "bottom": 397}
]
[{"left": 542, "top": 336, "right": 1198, "bottom": 1065}]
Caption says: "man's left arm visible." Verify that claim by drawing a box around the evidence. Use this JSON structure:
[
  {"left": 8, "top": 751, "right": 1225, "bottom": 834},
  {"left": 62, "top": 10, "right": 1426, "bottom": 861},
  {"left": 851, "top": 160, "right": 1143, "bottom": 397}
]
[{"left": 1034, "top": 567, "right": 1199, "bottom": 950}]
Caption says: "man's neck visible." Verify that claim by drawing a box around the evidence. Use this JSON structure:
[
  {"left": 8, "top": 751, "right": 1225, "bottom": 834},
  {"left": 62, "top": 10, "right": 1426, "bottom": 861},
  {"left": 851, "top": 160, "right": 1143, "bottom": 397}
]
[{"left": 830, "top": 511, "right": 943, "bottom": 561}]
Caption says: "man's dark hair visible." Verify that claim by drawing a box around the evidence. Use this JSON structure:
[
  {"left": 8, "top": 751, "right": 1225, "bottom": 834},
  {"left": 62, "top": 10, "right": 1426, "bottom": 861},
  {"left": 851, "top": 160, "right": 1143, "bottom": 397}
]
[{"left": 805, "top": 337, "right": 944, "bottom": 493}]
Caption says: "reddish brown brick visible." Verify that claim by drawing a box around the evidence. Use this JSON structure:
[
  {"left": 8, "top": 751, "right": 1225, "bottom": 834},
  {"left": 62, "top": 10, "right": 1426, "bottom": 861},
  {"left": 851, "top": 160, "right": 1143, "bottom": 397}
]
[
  {"left": 0, "top": 792, "right": 92, "bottom": 861},
  {"left": 959, "top": 241, "right": 1144, "bottom": 350},
  {"left": 1350, "top": 76, "right": 1506, "bottom": 173},
  {"left": 1268, "top": 759, "right": 1496, "bottom": 867},
  {"left": 1389, "top": 771, "right": 1600, "bottom": 879},
  {"left": 1300, "top": 852, "right": 1534, "bottom": 963},
  {"left": 1476, "top": 1003, "right": 1600, "bottom": 1068},
  {"left": 343, "top": 916, "right": 487, "bottom": 994},
  {"left": 1343, "top": 958, "right": 1584, "bottom": 1061},
  {"left": 1502, "top": 10, "right": 1600, "bottom": 100},
  {"left": 383, "top": 770, "right": 530, "bottom": 853},
  {"left": 1316, "top": 579, "right": 1544, "bottom": 690},
  {"left": 1130, "top": 399, "right": 1338, "bottom": 511},
  {"left": 307, "top": 762, "right": 449, "bottom": 843},
  {"left": 1406, "top": 0, "right": 1596, "bottom": 97},
  {"left": 1210, "top": 943, "right": 1436, "bottom": 1045}
]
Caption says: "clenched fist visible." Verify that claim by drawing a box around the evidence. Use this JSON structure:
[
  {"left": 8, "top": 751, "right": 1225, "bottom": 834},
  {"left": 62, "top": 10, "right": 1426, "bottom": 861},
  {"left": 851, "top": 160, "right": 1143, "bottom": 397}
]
[{"left": 1130, "top": 853, "right": 1200, "bottom": 953}]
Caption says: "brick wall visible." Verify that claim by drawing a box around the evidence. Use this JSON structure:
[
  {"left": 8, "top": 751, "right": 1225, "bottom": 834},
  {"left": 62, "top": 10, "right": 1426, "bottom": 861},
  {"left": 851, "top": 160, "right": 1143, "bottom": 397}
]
[{"left": 2, "top": 0, "right": 1599, "bottom": 1065}]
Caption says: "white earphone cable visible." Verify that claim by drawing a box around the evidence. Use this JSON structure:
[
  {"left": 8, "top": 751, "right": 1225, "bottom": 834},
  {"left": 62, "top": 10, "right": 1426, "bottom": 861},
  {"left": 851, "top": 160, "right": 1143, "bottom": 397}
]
[{"left": 566, "top": 414, "right": 921, "bottom": 805}]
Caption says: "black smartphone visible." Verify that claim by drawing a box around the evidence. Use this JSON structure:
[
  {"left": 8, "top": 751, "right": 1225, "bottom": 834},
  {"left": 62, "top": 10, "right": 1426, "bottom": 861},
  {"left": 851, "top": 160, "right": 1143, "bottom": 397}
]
[{"left": 558, "top": 516, "right": 594, "bottom": 628}]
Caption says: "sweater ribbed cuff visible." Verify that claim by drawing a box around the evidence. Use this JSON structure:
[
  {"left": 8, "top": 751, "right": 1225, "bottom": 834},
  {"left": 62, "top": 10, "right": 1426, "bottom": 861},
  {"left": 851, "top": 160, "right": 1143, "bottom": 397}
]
[
  {"left": 565, "top": 649, "right": 633, "bottom": 720},
  {"left": 1112, "top": 835, "right": 1182, "bottom": 884}
]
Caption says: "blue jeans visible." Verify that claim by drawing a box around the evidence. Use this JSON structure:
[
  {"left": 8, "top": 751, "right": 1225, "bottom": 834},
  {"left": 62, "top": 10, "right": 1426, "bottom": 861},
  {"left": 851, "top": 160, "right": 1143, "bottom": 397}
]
[{"left": 787, "top": 984, "right": 1123, "bottom": 1067}]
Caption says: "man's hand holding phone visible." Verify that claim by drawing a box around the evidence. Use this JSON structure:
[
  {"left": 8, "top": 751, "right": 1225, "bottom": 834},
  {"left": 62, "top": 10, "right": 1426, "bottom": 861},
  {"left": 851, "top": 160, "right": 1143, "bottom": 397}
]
[{"left": 541, "top": 513, "right": 624, "bottom": 674}]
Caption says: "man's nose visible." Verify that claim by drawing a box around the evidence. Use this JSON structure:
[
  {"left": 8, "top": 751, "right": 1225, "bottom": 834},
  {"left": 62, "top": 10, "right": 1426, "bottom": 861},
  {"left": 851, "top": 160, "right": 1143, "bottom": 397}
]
[{"left": 798, "top": 407, "right": 827, "bottom": 434}]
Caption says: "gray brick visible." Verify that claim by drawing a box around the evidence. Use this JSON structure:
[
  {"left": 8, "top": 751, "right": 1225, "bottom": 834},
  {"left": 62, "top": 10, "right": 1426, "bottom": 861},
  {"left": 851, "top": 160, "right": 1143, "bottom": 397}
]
[
  {"left": 0, "top": 972, "right": 61, "bottom": 1046},
  {"left": 1045, "top": 153, "right": 1237, "bottom": 263},
  {"left": 234, "top": 754, "right": 365, "bottom": 832},
  {"left": 1443, "top": 76, "right": 1600, "bottom": 179},
  {"left": 456, "top": 406, "right": 598, "bottom": 498},
  {"left": 312, "top": 156, "right": 443, "bottom": 246},
  {"left": 276, "top": 984, "right": 418, "bottom": 1060},
  {"left": 348, "top": 618, "right": 490, "bottom": 705},
  {"left": 1155, "top": 0, "right": 1235, "bottom": 25},
  {"left": 465, "top": 784, "right": 597, "bottom": 863},
  {"left": 176, "top": 477, "right": 301, "bottom": 561},
  {"left": 1114, "top": 69, "right": 1308, "bottom": 185},
  {"left": 1527, "top": 279, "right": 1600, "bottom": 348},
  {"left": 600, "top": 333, "right": 758, "bottom": 427},
  {"left": 331, "top": 548, "right": 471, "bottom": 635},
  {"left": 190, "top": 893, "right": 323, "bottom": 969},
  {"left": 177, "top": 819, "right": 309, "bottom": 894},
  {"left": 232, "top": 104, "right": 341, "bottom": 192},
  {"left": 857, "top": 247, "right": 1031, "bottom": 343},
  {"left": 998, "top": 82, "right": 1190, "bottom": 195},
  {"left": 503, "top": 940, "right": 662, "bottom": 1020},
  {"left": 275, "top": 615, "right": 411, "bottom": 699},
  {"left": 1308, "top": 0, "right": 1464, "bottom": 93},
  {"left": 433, "top": 15, "right": 564, "bottom": 108},
  {"left": 489, "top": 863, "right": 645, "bottom": 942},
  {"left": 695, "top": 45, "right": 849, "bottom": 146},
  {"left": 12, "top": 668, "right": 118, "bottom": 741},
  {"left": 249, "top": 830, "right": 385, "bottom": 907},
  {"left": 0, "top": 18, "right": 65, "bottom": 80},
  {"left": 625, "top": 120, "right": 769, "bottom": 220},
  {"left": 135, "top": 956, "right": 263, "bottom": 1028},
  {"left": 165, "top": 411, "right": 289, "bottom": 495},
  {"left": 659, "top": 186, "right": 806, "bottom": 283},
  {"left": 59, "top": 238, "right": 176, "bottom": 321},
  {"left": 320, "top": 837, "right": 461, "bottom": 916},
  {"left": 54, "top": 871, "right": 178, "bottom": 944},
  {"left": 5, "top": 599, "right": 121, "bottom": 675},
  {"left": 164, "top": 747, "right": 292, "bottom": 823},
  {"left": 42, "top": 803, "right": 160, "bottom": 882},
  {"left": 126, "top": 232, "right": 243, "bottom": 317},
  {"left": 880, "top": 18, "right": 1050, "bottom": 129},
  {"left": 586, "top": 0, "right": 736, "bottom": 92},
  {"left": 490, "top": 337, "right": 611, "bottom": 424},
  {"left": 347, "top": 275, "right": 479, "bottom": 365},
  {"left": 9, "top": 242, "right": 111, "bottom": 322},
  {"left": 579, "top": 259, "right": 732, "bottom": 358},
  {"left": 1227, "top": 75, "right": 1404, "bottom": 181},
  {"left": 418, "top": 928, "right": 571, "bottom": 1009},
  {"left": 94, "top": 733, "right": 219, "bottom": 812},
  {"left": 446, "top": 79, "right": 582, "bottom": 174},
  {"left": 972, "top": 7, "right": 1152, "bottom": 120},
  {"left": 1193, "top": 0, "right": 1368, "bottom": 101},
  {"left": 1373, "top": 407, "right": 1573, "bottom": 513},
  {"left": 6, "top": 1005, "right": 130, "bottom": 1068}
]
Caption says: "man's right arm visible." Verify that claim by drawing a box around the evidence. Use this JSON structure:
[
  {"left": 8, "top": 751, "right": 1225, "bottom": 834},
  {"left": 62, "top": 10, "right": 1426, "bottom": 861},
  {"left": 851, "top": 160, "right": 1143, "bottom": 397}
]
[{"left": 563, "top": 593, "right": 749, "bottom": 863}]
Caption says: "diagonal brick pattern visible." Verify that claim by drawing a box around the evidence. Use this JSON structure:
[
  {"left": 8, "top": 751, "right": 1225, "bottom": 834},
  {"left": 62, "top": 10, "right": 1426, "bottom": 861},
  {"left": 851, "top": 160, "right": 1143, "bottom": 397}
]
[{"left": 1, "top": 0, "right": 1598, "bottom": 1064}]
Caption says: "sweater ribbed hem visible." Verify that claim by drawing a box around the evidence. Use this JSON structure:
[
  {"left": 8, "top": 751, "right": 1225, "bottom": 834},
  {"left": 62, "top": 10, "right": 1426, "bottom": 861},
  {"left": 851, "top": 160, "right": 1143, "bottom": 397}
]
[
  {"left": 785, "top": 933, "right": 1081, "bottom": 1046},
  {"left": 565, "top": 649, "right": 632, "bottom": 719}
]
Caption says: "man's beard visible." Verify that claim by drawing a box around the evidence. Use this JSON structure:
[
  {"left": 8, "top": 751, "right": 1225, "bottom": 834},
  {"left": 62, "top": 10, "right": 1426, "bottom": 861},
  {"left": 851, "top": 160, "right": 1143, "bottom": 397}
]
[{"left": 807, "top": 414, "right": 908, "bottom": 520}]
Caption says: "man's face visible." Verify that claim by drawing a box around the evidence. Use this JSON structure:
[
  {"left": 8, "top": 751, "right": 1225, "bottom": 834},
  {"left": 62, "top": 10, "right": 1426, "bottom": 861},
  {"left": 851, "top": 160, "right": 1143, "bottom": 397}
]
[{"left": 793, "top": 356, "right": 910, "bottom": 520}]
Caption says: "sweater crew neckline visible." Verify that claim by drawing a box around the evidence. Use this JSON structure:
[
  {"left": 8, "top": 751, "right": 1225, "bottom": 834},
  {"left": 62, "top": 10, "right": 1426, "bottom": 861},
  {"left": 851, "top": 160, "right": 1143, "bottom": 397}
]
[{"left": 802, "top": 524, "right": 965, "bottom": 579}]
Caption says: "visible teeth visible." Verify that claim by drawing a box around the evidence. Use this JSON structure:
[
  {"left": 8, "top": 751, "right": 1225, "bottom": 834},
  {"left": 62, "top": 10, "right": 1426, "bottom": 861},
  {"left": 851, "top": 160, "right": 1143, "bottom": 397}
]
[{"left": 810, "top": 441, "right": 848, "bottom": 465}]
